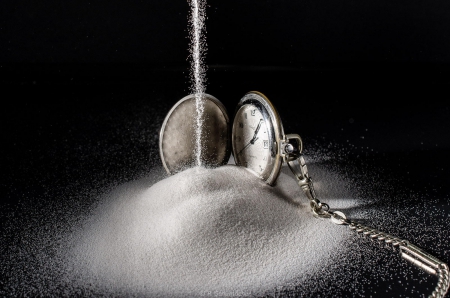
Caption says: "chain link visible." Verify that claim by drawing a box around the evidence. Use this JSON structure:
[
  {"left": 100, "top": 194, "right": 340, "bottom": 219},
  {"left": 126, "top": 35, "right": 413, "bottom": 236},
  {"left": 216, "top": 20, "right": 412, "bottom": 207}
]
[
  {"left": 287, "top": 154, "right": 450, "bottom": 298},
  {"left": 343, "top": 219, "right": 450, "bottom": 298}
]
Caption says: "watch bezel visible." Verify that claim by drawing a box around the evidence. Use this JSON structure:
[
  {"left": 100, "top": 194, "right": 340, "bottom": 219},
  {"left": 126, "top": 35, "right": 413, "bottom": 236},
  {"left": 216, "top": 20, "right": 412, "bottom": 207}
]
[{"left": 232, "top": 91, "right": 284, "bottom": 185}]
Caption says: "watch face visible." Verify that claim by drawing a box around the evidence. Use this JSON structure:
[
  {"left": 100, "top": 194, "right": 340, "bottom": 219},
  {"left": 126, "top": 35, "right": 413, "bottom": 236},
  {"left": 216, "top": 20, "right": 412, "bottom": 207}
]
[{"left": 232, "top": 91, "right": 284, "bottom": 185}]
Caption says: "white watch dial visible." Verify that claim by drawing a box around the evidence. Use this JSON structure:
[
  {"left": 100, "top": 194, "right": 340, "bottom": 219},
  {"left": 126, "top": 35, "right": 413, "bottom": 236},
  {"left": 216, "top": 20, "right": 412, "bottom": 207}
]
[{"left": 232, "top": 104, "right": 274, "bottom": 180}]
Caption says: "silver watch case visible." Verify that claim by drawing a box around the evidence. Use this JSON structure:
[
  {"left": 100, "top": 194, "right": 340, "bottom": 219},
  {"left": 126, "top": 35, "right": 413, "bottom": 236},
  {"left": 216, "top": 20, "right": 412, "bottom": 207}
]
[{"left": 232, "top": 91, "right": 285, "bottom": 185}]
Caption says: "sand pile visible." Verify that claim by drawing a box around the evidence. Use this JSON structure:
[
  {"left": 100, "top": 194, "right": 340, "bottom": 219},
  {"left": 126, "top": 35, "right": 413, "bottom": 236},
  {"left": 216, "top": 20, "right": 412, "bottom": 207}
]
[{"left": 70, "top": 165, "right": 351, "bottom": 297}]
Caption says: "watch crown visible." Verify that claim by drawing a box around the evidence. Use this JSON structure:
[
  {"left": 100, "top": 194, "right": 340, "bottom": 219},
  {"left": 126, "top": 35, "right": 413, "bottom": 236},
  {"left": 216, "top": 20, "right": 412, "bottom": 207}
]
[{"left": 284, "top": 144, "right": 294, "bottom": 154}]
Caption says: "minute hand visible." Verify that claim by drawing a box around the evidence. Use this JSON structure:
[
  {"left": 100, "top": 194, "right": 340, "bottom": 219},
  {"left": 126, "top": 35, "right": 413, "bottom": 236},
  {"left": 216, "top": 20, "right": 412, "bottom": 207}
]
[{"left": 237, "top": 137, "right": 259, "bottom": 155}]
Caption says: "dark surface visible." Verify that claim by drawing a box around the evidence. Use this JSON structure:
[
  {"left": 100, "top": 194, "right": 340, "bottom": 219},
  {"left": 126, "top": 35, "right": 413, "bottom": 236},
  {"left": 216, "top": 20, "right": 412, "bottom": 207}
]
[
  {"left": 1, "top": 0, "right": 450, "bottom": 296},
  {"left": 1, "top": 64, "right": 449, "bottom": 297},
  {"left": 2, "top": 1, "right": 450, "bottom": 67}
]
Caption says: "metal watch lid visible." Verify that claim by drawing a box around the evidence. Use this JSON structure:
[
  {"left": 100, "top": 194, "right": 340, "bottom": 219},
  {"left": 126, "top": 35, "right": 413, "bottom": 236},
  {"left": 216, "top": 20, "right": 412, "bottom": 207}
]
[{"left": 159, "top": 93, "right": 231, "bottom": 174}]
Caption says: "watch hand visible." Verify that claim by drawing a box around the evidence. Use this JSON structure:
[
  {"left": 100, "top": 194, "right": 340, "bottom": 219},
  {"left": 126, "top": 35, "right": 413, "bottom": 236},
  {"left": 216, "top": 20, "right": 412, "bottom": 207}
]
[
  {"left": 251, "top": 136, "right": 259, "bottom": 144},
  {"left": 238, "top": 137, "right": 259, "bottom": 155},
  {"left": 237, "top": 119, "right": 263, "bottom": 155},
  {"left": 252, "top": 119, "right": 263, "bottom": 140}
]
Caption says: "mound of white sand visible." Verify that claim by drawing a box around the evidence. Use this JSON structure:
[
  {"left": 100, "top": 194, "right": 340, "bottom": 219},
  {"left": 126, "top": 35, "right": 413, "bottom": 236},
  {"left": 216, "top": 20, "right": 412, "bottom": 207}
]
[{"left": 71, "top": 165, "right": 351, "bottom": 297}]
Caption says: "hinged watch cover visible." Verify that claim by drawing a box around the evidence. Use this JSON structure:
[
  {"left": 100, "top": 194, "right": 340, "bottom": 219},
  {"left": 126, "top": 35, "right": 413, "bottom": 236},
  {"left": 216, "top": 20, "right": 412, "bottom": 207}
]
[{"left": 159, "top": 93, "right": 231, "bottom": 174}]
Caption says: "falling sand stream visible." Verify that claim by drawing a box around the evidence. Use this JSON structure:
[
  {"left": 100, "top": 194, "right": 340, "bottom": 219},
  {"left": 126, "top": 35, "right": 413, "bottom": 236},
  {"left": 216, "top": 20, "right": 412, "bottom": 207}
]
[{"left": 189, "top": 0, "right": 207, "bottom": 166}]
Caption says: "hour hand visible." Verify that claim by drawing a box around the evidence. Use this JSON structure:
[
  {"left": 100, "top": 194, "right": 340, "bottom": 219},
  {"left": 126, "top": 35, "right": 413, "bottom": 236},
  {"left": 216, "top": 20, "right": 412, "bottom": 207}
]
[{"left": 252, "top": 119, "right": 263, "bottom": 138}]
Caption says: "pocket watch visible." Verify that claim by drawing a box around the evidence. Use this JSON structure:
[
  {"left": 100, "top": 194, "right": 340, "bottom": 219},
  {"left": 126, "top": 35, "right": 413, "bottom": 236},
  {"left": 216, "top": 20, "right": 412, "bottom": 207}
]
[
  {"left": 230, "top": 91, "right": 448, "bottom": 298},
  {"left": 159, "top": 91, "right": 449, "bottom": 298},
  {"left": 231, "top": 91, "right": 303, "bottom": 186},
  {"left": 231, "top": 91, "right": 336, "bottom": 217}
]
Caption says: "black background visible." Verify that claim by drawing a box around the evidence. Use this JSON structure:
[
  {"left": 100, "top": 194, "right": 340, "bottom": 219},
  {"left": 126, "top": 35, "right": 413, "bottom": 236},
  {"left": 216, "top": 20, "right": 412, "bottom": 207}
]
[{"left": 1, "top": 0, "right": 449, "bottom": 297}]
